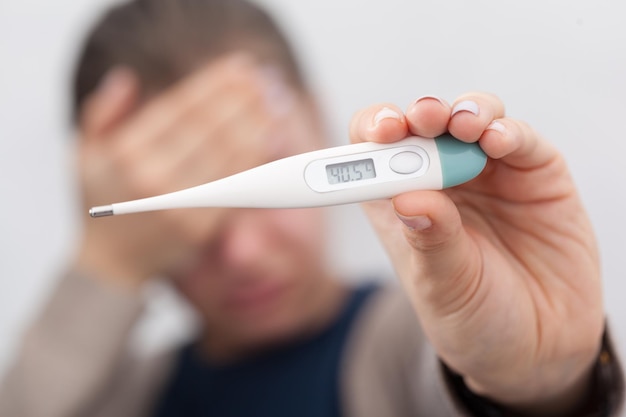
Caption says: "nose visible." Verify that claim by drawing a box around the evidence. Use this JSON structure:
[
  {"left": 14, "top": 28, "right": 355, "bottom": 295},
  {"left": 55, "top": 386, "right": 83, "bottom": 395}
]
[{"left": 219, "top": 210, "right": 270, "bottom": 268}]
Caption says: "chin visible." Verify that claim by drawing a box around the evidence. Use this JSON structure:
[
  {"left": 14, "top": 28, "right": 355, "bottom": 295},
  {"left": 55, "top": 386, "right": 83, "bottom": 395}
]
[{"left": 218, "top": 310, "right": 309, "bottom": 357}]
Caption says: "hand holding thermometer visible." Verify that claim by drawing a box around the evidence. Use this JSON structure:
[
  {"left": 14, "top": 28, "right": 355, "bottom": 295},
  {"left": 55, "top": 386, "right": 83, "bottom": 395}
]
[{"left": 89, "top": 134, "right": 487, "bottom": 217}]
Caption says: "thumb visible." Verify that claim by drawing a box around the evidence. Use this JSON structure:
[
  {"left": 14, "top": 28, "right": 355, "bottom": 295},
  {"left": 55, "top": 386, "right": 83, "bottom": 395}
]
[
  {"left": 81, "top": 67, "right": 138, "bottom": 138},
  {"left": 392, "top": 190, "right": 482, "bottom": 309}
]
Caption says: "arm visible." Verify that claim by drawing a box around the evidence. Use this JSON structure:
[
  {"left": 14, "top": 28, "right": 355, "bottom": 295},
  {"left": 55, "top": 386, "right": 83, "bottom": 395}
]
[
  {"left": 75, "top": 54, "right": 286, "bottom": 289},
  {"left": 349, "top": 93, "right": 624, "bottom": 415},
  {"left": 0, "top": 53, "right": 295, "bottom": 417},
  {"left": 0, "top": 271, "right": 143, "bottom": 417}
]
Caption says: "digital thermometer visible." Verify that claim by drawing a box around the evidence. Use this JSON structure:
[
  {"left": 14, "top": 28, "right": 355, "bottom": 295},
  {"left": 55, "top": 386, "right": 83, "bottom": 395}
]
[{"left": 89, "top": 134, "right": 487, "bottom": 217}]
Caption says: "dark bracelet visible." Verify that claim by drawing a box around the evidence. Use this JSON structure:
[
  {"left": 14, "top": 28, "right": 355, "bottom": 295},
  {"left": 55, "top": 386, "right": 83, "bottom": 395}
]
[{"left": 443, "top": 329, "right": 624, "bottom": 417}]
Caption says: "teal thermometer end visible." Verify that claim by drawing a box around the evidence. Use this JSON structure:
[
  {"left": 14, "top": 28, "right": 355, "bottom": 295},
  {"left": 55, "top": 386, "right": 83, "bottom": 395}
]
[{"left": 434, "top": 135, "right": 487, "bottom": 188}]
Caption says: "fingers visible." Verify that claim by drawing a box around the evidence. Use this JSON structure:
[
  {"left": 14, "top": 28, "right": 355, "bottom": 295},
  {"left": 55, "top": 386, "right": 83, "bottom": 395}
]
[
  {"left": 392, "top": 190, "right": 482, "bottom": 303},
  {"left": 80, "top": 54, "right": 255, "bottom": 143},
  {"left": 147, "top": 67, "right": 291, "bottom": 188},
  {"left": 116, "top": 53, "right": 255, "bottom": 143},
  {"left": 349, "top": 104, "right": 408, "bottom": 144},
  {"left": 447, "top": 92, "right": 505, "bottom": 141},
  {"left": 81, "top": 67, "right": 138, "bottom": 138},
  {"left": 115, "top": 53, "right": 257, "bottom": 150},
  {"left": 350, "top": 92, "right": 557, "bottom": 173},
  {"left": 350, "top": 92, "right": 506, "bottom": 145},
  {"left": 354, "top": 91, "right": 560, "bottom": 292},
  {"left": 445, "top": 92, "right": 556, "bottom": 170},
  {"left": 76, "top": 55, "right": 292, "bottom": 280},
  {"left": 393, "top": 190, "right": 463, "bottom": 251},
  {"left": 435, "top": 92, "right": 555, "bottom": 168},
  {"left": 86, "top": 53, "right": 295, "bottom": 201},
  {"left": 479, "top": 118, "right": 558, "bottom": 170},
  {"left": 405, "top": 96, "right": 451, "bottom": 138}
]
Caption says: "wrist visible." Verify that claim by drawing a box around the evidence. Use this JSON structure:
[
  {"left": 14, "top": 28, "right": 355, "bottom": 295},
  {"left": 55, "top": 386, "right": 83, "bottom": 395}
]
[
  {"left": 447, "top": 327, "right": 623, "bottom": 417},
  {"left": 74, "top": 242, "right": 151, "bottom": 292},
  {"left": 465, "top": 364, "right": 595, "bottom": 416}
]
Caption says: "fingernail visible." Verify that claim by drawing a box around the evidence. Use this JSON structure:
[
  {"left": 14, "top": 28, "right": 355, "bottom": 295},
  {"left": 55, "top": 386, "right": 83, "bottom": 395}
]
[
  {"left": 225, "top": 51, "right": 255, "bottom": 67},
  {"left": 397, "top": 214, "right": 433, "bottom": 231},
  {"left": 451, "top": 100, "right": 480, "bottom": 116},
  {"left": 486, "top": 120, "right": 506, "bottom": 134},
  {"left": 413, "top": 95, "right": 447, "bottom": 107},
  {"left": 98, "top": 67, "right": 132, "bottom": 97},
  {"left": 260, "top": 65, "right": 295, "bottom": 118},
  {"left": 373, "top": 107, "right": 402, "bottom": 127}
]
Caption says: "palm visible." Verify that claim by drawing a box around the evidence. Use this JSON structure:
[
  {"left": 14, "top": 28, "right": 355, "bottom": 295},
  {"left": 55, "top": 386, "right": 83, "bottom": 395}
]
[
  {"left": 362, "top": 124, "right": 603, "bottom": 404},
  {"left": 443, "top": 155, "right": 602, "bottom": 369},
  {"left": 351, "top": 92, "right": 606, "bottom": 407}
]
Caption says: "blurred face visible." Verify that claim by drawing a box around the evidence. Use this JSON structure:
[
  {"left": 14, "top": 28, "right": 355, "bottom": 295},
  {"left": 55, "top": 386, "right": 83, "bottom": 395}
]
[{"left": 172, "top": 92, "right": 342, "bottom": 358}]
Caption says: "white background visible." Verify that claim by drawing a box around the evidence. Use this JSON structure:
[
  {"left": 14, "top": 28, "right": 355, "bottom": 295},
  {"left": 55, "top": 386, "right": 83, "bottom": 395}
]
[{"left": 1, "top": 0, "right": 625, "bottom": 377}]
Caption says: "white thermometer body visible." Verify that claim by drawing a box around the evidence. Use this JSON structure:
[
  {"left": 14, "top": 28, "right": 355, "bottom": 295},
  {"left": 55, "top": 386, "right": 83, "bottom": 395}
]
[{"left": 89, "top": 134, "right": 487, "bottom": 217}]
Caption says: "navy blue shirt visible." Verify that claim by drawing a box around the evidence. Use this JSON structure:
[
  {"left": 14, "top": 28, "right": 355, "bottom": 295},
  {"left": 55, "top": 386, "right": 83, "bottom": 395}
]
[{"left": 152, "top": 284, "right": 378, "bottom": 417}]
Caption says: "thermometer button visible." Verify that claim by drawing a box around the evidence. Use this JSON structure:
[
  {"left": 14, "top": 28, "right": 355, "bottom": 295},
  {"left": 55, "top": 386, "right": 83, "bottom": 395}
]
[{"left": 389, "top": 151, "right": 423, "bottom": 174}]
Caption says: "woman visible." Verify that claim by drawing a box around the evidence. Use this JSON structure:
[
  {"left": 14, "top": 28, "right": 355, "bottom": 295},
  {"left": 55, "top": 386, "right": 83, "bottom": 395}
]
[{"left": 0, "top": 0, "right": 622, "bottom": 415}]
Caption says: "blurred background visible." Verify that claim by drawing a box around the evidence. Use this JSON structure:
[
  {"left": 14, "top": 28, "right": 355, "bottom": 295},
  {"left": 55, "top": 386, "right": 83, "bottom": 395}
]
[{"left": 1, "top": 0, "right": 625, "bottom": 377}]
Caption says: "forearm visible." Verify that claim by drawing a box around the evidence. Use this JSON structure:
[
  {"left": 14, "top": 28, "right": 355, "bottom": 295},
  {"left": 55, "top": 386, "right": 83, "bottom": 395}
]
[{"left": 0, "top": 270, "right": 143, "bottom": 417}]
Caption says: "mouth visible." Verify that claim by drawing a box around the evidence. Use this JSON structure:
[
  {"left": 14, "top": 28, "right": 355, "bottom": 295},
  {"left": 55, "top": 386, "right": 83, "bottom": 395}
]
[{"left": 222, "top": 278, "right": 290, "bottom": 315}]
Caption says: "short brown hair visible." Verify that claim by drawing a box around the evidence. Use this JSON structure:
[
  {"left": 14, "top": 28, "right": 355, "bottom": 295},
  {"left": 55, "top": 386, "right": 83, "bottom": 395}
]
[{"left": 72, "top": 0, "right": 307, "bottom": 122}]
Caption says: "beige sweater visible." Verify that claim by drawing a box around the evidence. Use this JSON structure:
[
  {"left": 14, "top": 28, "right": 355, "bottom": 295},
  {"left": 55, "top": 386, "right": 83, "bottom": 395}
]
[{"left": 0, "top": 272, "right": 623, "bottom": 417}]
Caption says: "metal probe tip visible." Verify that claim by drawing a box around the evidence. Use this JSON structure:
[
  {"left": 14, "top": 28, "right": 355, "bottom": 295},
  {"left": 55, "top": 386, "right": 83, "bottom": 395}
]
[{"left": 89, "top": 205, "right": 114, "bottom": 218}]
